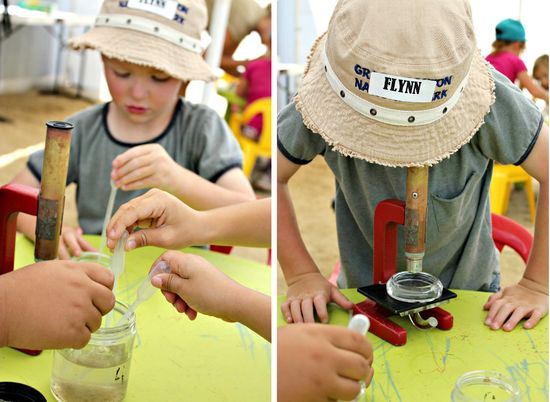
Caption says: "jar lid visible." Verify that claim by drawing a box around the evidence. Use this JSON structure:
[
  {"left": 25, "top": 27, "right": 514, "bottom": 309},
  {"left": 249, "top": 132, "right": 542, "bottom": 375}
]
[
  {"left": 451, "top": 370, "right": 521, "bottom": 401},
  {"left": 386, "top": 271, "right": 443, "bottom": 303},
  {"left": 0, "top": 382, "right": 46, "bottom": 402}
]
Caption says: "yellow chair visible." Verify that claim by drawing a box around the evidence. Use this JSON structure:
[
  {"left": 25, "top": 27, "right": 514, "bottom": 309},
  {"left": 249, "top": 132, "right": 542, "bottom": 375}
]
[
  {"left": 229, "top": 97, "right": 272, "bottom": 178},
  {"left": 489, "top": 164, "right": 536, "bottom": 223}
]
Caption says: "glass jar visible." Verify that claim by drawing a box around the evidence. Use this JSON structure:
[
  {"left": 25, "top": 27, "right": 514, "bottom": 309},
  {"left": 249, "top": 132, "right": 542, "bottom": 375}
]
[
  {"left": 73, "top": 252, "right": 112, "bottom": 267},
  {"left": 451, "top": 370, "right": 521, "bottom": 402},
  {"left": 50, "top": 301, "right": 136, "bottom": 402},
  {"left": 386, "top": 271, "right": 443, "bottom": 303}
]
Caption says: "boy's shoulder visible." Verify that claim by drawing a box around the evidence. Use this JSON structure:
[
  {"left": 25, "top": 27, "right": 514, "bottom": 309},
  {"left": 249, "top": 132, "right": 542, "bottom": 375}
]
[{"left": 66, "top": 102, "right": 105, "bottom": 125}]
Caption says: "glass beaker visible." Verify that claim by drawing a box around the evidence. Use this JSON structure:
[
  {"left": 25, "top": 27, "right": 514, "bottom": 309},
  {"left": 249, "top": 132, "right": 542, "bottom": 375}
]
[
  {"left": 386, "top": 271, "right": 443, "bottom": 303},
  {"left": 451, "top": 370, "right": 521, "bottom": 402},
  {"left": 50, "top": 301, "right": 136, "bottom": 402}
]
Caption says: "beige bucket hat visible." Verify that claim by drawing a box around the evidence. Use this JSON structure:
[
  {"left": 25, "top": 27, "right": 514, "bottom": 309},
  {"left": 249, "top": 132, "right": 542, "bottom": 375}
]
[
  {"left": 69, "top": 0, "right": 216, "bottom": 82},
  {"left": 295, "top": 0, "right": 496, "bottom": 167}
]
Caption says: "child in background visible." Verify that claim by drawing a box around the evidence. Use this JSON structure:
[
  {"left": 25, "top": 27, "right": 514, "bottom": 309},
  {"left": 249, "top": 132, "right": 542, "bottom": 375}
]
[
  {"left": 10, "top": 0, "right": 255, "bottom": 259},
  {"left": 236, "top": 5, "right": 272, "bottom": 191},
  {"left": 278, "top": 0, "right": 548, "bottom": 331},
  {"left": 486, "top": 19, "right": 548, "bottom": 103},
  {"left": 532, "top": 54, "right": 549, "bottom": 116}
]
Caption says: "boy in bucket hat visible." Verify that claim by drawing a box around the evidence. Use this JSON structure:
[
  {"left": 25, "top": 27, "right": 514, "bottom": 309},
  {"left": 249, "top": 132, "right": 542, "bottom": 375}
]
[
  {"left": 11, "top": 0, "right": 255, "bottom": 259},
  {"left": 278, "top": 0, "right": 548, "bottom": 331}
]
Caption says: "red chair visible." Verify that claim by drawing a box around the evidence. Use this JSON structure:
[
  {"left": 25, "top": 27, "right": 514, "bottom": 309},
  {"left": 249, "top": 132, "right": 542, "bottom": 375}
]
[{"left": 329, "top": 213, "right": 533, "bottom": 286}]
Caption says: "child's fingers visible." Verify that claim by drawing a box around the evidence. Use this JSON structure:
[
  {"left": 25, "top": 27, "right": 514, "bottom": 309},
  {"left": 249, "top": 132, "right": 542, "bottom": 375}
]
[
  {"left": 330, "top": 287, "right": 354, "bottom": 309},
  {"left": 82, "top": 262, "right": 115, "bottom": 290},
  {"left": 112, "top": 152, "right": 150, "bottom": 180},
  {"left": 280, "top": 301, "right": 293, "bottom": 323},
  {"left": 483, "top": 290, "right": 503, "bottom": 310},
  {"left": 161, "top": 290, "right": 178, "bottom": 304},
  {"left": 76, "top": 235, "right": 97, "bottom": 252},
  {"left": 329, "top": 327, "right": 373, "bottom": 361},
  {"left": 185, "top": 308, "right": 198, "bottom": 320},
  {"left": 524, "top": 309, "right": 545, "bottom": 329},
  {"left": 502, "top": 307, "right": 530, "bottom": 331},
  {"left": 313, "top": 294, "right": 329, "bottom": 323},
  {"left": 301, "top": 298, "right": 315, "bottom": 322},
  {"left": 112, "top": 146, "right": 149, "bottom": 169},
  {"left": 58, "top": 242, "right": 70, "bottom": 260},
  {"left": 289, "top": 299, "right": 304, "bottom": 323},
  {"left": 116, "top": 165, "right": 154, "bottom": 188},
  {"left": 488, "top": 302, "right": 515, "bottom": 330},
  {"left": 328, "top": 376, "right": 364, "bottom": 402},
  {"left": 64, "top": 232, "right": 83, "bottom": 258}
]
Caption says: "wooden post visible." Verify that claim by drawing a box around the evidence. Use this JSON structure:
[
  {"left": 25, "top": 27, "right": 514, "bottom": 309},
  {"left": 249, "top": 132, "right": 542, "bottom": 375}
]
[
  {"left": 35, "top": 121, "right": 73, "bottom": 261},
  {"left": 404, "top": 166, "right": 429, "bottom": 272}
]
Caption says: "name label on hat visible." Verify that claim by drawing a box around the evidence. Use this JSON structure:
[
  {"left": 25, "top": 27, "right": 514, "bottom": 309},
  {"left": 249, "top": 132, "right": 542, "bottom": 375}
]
[
  {"left": 127, "top": 0, "right": 178, "bottom": 19},
  {"left": 369, "top": 72, "right": 436, "bottom": 103}
]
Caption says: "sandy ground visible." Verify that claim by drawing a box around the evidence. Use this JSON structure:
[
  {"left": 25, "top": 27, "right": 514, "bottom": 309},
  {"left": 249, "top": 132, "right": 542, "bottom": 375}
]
[{"left": 0, "top": 91, "right": 268, "bottom": 265}]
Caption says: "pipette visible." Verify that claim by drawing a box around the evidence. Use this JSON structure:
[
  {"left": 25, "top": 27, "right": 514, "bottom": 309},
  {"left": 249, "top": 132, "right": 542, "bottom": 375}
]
[
  {"left": 347, "top": 314, "right": 370, "bottom": 402},
  {"left": 104, "top": 230, "right": 128, "bottom": 327},
  {"left": 116, "top": 261, "right": 172, "bottom": 326},
  {"left": 98, "top": 180, "right": 117, "bottom": 255}
]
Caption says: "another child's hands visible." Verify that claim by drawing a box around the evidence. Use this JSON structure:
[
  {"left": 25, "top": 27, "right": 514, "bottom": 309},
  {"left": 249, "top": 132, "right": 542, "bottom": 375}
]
[
  {"left": 58, "top": 226, "right": 96, "bottom": 260},
  {"left": 149, "top": 251, "right": 246, "bottom": 322},
  {"left": 0, "top": 261, "right": 115, "bottom": 350},
  {"left": 483, "top": 278, "right": 548, "bottom": 331},
  {"left": 281, "top": 272, "right": 354, "bottom": 324},
  {"left": 278, "top": 324, "right": 374, "bottom": 402},
  {"left": 111, "top": 144, "right": 181, "bottom": 192},
  {"left": 106, "top": 189, "right": 200, "bottom": 251}
]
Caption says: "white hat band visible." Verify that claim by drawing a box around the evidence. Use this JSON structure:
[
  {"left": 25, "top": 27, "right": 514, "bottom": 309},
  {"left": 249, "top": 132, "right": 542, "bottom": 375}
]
[
  {"left": 322, "top": 47, "right": 469, "bottom": 127},
  {"left": 95, "top": 13, "right": 204, "bottom": 54}
]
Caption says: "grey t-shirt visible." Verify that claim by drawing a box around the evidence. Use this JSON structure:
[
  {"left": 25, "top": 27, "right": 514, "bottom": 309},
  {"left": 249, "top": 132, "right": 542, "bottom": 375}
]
[
  {"left": 278, "top": 69, "right": 543, "bottom": 291},
  {"left": 28, "top": 99, "right": 243, "bottom": 234}
]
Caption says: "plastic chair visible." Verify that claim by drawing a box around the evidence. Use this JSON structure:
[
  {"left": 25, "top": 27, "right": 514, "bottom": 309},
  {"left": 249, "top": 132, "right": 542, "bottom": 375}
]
[
  {"left": 490, "top": 164, "right": 536, "bottom": 223},
  {"left": 229, "top": 97, "right": 272, "bottom": 178},
  {"left": 328, "top": 213, "right": 533, "bottom": 286}
]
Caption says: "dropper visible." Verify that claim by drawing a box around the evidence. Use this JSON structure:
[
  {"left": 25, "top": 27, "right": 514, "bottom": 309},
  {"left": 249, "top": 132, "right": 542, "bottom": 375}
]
[
  {"left": 116, "top": 261, "right": 172, "bottom": 326},
  {"left": 104, "top": 230, "right": 128, "bottom": 327},
  {"left": 98, "top": 180, "right": 117, "bottom": 255},
  {"left": 347, "top": 314, "right": 370, "bottom": 402}
]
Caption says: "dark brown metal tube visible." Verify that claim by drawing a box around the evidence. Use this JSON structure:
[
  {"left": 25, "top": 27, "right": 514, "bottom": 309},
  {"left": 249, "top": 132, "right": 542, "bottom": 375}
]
[
  {"left": 404, "top": 166, "right": 429, "bottom": 272},
  {"left": 34, "top": 121, "right": 73, "bottom": 261}
]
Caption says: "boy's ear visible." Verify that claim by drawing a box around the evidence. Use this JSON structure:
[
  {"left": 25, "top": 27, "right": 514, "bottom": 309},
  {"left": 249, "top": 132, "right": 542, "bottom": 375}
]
[{"left": 178, "top": 81, "right": 189, "bottom": 97}]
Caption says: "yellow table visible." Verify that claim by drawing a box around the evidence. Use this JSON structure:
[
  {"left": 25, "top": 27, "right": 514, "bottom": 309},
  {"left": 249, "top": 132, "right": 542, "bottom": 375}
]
[
  {"left": 1, "top": 235, "right": 271, "bottom": 402},
  {"left": 278, "top": 290, "right": 548, "bottom": 402}
]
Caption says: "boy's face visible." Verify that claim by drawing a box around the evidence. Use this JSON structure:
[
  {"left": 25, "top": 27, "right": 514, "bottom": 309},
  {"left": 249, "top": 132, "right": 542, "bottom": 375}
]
[{"left": 102, "top": 56, "right": 183, "bottom": 125}]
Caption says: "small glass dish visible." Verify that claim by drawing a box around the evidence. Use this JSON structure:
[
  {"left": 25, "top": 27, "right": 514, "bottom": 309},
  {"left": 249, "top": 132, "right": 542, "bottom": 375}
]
[
  {"left": 451, "top": 370, "right": 521, "bottom": 402},
  {"left": 386, "top": 271, "right": 443, "bottom": 303},
  {"left": 72, "top": 251, "right": 112, "bottom": 267}
]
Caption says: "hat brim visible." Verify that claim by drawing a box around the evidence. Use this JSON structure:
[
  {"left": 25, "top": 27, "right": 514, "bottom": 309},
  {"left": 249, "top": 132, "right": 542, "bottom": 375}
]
[
  {"left": 295, "top": 33, "right": 496, "bottom": 167},
  {"left": 69, "top": 27, "right": 217, "bottom": 82}
]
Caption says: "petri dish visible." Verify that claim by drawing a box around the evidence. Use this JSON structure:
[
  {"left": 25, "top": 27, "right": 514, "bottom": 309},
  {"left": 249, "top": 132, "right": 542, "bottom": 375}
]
[
  {"left": 451, "top": 370, "right": 521, "bottom": 402},
  {"left": 386, "top": 271, "right": 443, "bottom": 303},
  {"left": 72, "top": 251, "right": 111, "bottom": 267}
]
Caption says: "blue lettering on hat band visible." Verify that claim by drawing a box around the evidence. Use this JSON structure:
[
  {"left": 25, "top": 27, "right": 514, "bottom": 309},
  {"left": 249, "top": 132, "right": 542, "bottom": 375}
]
[{"left": 352, "top": 63, "right": 453, "bottom": 101}]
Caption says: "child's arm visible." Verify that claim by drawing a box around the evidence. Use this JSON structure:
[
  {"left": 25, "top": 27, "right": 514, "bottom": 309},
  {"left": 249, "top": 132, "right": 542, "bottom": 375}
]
[
  {"left": 10, "top": 167, "right": 95, "bottom": 259},
  {"left": 278, "top": 151, "right": 353, "bottom": 324},
  {"left": 106, "top": 189, "right": 270, "bottom": 251},
  {"left": 484, "top": 124, "right": 548, "bottom": 330},
  {"left": 278, "top": 324, "right": 374, "bottom": 402},
  {"left": 149, "top": 251, "right": 271, "bottom": 341},
  {"left": 0, "top": 261, "right": 114, "bottom": 350},
  {"left": 517, "top": 71, "right": 549, "bottom": 103},
  {"left": 111, "top": 144, "right": 255, "bottom": 210}
]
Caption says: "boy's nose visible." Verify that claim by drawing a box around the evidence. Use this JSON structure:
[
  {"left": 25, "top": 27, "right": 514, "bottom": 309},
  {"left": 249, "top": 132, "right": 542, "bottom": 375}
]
[{"left": 130, "top": 80, "right": 148, "bottom": 99}]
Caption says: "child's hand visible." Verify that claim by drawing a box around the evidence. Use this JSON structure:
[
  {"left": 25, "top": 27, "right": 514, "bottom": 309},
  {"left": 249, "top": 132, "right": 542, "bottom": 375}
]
[
  {"left": 106, "top": 189, "right": 200, "bottom": 251},
  {"left": 58, "top": 226, "right": 96, "bottom": 260},
  {"left": 111, "top": 144, "right": 181, "bottom": 193},
  {"left": 0, "top": 260, "right": 115, "bottom": 350},
  {"left": 281, "top": 272, "right": 354, "bottom": 324},
  {"left": 149, "top": 251, "right": 246, "bottom": 322},
  {"left": 278, "top": 324, "right": 374, "bottom": 402},
  {"left": 483, "top": 278, "right": 548, "bottom": 331}
]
